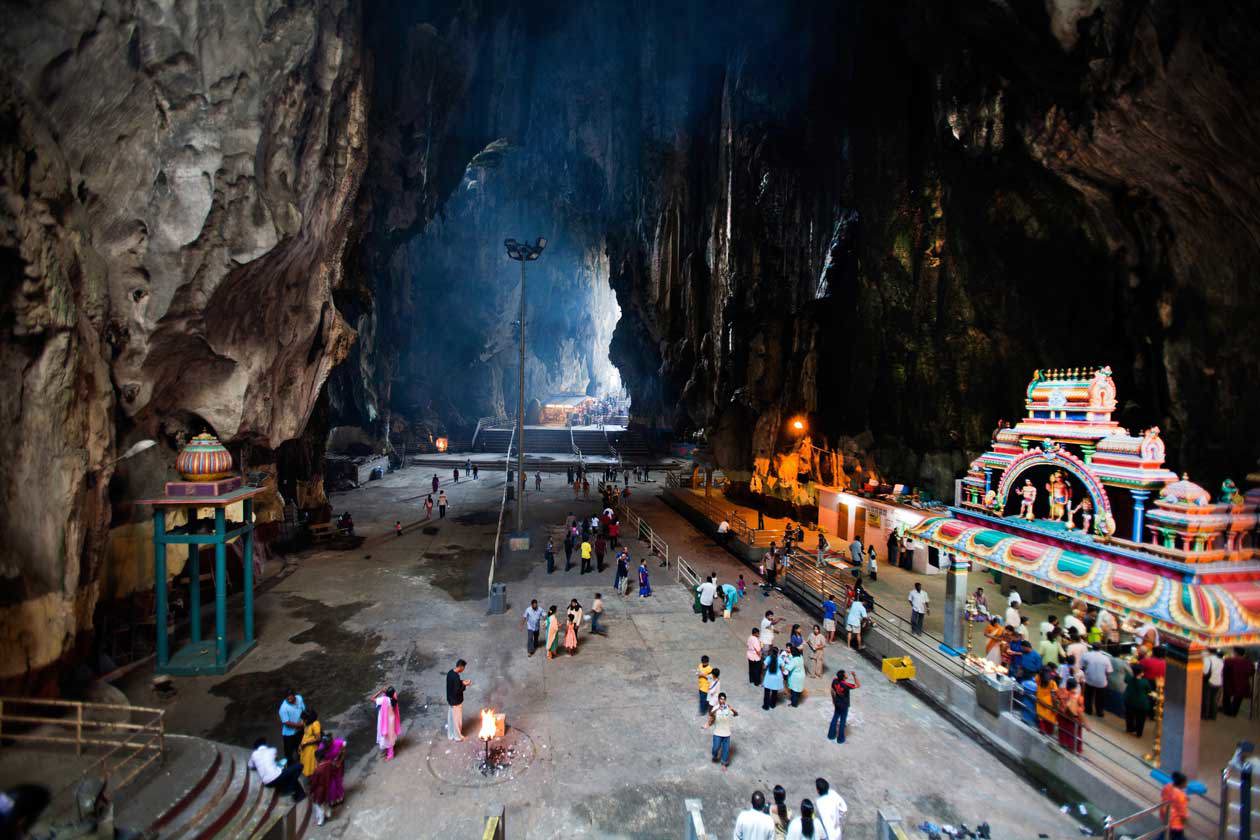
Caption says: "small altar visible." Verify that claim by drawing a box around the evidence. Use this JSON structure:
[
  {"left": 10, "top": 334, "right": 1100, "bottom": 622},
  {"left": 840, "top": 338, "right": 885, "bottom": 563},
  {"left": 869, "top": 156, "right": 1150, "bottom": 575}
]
[{"left": 138, "top": 434, "right": 263, "bottom": 676}]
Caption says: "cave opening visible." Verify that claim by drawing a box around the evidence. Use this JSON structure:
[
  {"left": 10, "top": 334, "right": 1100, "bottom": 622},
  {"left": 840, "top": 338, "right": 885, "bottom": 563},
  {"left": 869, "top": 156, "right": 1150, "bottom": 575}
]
[{"left": 388, "top": 141, "right": 629, "bottom": 436}]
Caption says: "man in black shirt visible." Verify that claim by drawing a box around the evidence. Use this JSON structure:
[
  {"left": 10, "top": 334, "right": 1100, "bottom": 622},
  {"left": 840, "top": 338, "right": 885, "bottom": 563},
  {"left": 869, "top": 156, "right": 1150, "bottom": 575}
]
[{"left": 445, "top": 659, "right": 471, "bottom": 741}]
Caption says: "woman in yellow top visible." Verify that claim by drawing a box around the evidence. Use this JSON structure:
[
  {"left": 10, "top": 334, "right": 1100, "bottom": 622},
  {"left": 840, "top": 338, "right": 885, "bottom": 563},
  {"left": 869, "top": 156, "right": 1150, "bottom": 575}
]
[
  {"left": 1034, "top": 671, "right": 1058, "bottom": 735},
  {"left": 299, "top": 708, "right": 322, "bottom": 776}
]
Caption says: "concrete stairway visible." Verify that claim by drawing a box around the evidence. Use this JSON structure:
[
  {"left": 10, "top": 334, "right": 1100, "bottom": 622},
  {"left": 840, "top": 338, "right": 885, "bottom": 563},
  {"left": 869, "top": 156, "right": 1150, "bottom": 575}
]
[
  {"left": 116, "top": 735, "right": 311, "bottom": 839},
  {"left": 476, "top": 427, "right": 578, "bottom": 454},
  {"left": 572, "top": 430, "right": 612, "bottom": 456},
  {"left": 608, "top": 429, "right": 650, "bottom": 459}
]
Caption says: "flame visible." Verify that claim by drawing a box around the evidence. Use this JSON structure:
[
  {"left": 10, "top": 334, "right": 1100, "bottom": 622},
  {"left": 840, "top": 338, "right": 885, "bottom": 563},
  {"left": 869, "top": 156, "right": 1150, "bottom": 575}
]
[{"left": 478, "top": 708, "right": 496, "bottom": 740}]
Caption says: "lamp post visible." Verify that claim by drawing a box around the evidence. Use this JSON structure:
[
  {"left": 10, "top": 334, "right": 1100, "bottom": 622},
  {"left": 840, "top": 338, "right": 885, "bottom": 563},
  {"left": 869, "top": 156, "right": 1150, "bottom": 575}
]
[{"left": 504, "top": 237, "right": 546, "bottom": 540}]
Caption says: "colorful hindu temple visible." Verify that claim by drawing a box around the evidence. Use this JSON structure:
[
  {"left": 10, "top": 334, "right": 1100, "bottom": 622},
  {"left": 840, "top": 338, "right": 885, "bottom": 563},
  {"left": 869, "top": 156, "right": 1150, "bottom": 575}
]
[{"left": 910, "top": 366, "right": 1260, "bottom": 776}]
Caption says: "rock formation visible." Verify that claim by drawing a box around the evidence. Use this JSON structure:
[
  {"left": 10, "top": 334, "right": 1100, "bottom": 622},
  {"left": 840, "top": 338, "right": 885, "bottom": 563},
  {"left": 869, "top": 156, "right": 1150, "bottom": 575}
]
[{"left": 3, "top": 0, "right": 1259, "bottom": 690}]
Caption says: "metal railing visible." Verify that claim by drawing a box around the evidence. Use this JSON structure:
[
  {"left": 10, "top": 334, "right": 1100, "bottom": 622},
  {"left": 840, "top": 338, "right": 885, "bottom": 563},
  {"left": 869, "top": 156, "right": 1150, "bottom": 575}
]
[
  {"left": 0, "top": 696, "right": 166, "bottom": 795},
  {"left": 613, "top": 498, "right": 670, "bottom": 570},
  {"left": 1221, "top": 742, "right": 1258, "bottom": 839},
  {"left": 1101, "top": 801, "right": 1168, "bottom": 840}
]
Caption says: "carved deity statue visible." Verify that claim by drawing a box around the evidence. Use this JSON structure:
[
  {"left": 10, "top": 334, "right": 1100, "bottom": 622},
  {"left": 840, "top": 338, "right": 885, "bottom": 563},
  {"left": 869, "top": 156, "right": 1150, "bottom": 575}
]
[
  {"left": 1221, "top": 478, "right": 1243, "bottom": 505},
  {"left": 1018, "top": 478, "right": 1037, "bottom": 520},
  {"left": 1046, "top": 471, "right": 1069, "bottom": 522},
  {"left": 1068, "top": 497, "right": 1093, "bottom": 533},
  {"left": 1087, "top": 365, "right": 1117, "bottom": 411}
]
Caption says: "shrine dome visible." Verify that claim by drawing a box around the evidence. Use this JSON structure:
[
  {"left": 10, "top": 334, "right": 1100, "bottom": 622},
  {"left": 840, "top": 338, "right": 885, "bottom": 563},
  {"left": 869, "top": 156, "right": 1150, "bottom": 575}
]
[{"left": 1159, "top": 474, "right": 1211, "bottom": 506}]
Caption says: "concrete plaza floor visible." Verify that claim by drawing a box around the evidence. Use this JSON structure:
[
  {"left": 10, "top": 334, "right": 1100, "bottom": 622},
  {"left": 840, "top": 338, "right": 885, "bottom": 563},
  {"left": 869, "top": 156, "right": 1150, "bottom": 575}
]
[{"left": 116, "top": 466, "right": 1086, "bottom": 838}]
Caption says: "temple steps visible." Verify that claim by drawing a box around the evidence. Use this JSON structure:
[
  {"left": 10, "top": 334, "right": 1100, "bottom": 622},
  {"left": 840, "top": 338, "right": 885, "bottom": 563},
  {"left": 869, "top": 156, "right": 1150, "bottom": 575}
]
[{"left": 114, "top": 735, "right": 309, "bottom": 839}]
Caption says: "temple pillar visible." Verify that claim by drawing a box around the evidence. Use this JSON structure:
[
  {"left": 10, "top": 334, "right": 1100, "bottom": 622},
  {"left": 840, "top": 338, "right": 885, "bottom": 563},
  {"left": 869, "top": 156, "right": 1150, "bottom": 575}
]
[
  {"left": 154, "top": 509, "right": 169, "bottom": 669},
  {"left": 941, "top": 554, "right": 969, "bottom": 655},
  {"left": 983, "top": 468, "right": 993, "bottom": 495},
  {"left": 1080, "top": 444, "right": 1096, "bottom": 464},
  {"left": 1161, "top": 642, "right": 1204, "bottom": 776},
  {"left": 1130, "top": 490, "right": 1151, "bottom": 543}
]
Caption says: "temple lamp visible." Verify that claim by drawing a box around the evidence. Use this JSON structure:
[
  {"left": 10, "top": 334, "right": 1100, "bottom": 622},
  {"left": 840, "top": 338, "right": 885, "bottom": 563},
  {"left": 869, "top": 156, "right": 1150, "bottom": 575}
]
[{"left": 503, "top": 237, "right": 547, "bottom": 538}]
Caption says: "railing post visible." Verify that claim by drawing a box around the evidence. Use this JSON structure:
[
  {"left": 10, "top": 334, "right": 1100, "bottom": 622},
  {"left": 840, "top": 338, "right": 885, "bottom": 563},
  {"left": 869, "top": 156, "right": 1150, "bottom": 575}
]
[{"left": 76, "top": 702, "right": 83, "bottom": 756}]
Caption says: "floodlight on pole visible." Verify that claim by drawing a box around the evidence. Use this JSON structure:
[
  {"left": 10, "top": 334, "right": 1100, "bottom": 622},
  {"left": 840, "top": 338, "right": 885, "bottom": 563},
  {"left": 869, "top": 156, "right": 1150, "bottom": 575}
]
[{"left": 503, "top": 236, "right": 547, "bottom": 540}]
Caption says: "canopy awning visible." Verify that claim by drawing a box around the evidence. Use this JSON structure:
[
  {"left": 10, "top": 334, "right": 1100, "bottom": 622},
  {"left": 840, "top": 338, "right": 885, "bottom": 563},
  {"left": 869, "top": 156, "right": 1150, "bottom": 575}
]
[{"left": 911, "top": 516, "right": 1260, "bottom": 647}]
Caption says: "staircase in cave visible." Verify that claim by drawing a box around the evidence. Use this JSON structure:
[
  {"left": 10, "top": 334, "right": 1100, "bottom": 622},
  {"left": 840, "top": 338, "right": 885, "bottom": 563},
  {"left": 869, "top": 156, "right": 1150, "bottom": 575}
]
[
  {"left": 571, "top": 430, "right": 612, "bottom": 456},
  {"left": 607, "top": 429, "right": 651, "bottom": 459},
  {"left": 472, "top": 428, "right": 576, "bottom": 454},
  {"left": 109, "top": 735, "right": 312, "bottom": 840}
]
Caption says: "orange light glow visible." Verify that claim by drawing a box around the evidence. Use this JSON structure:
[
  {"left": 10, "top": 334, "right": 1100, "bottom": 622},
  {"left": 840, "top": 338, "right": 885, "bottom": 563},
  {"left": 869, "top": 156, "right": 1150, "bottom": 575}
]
[
  {"left": 435, "top": 437, "right": 449, "bottom": 452},
  {"left": 791, "top": 419, "right": 806, "bottom": 431},
  {"left": 479, "top": 708, "right": 497, "bottom": 740}
]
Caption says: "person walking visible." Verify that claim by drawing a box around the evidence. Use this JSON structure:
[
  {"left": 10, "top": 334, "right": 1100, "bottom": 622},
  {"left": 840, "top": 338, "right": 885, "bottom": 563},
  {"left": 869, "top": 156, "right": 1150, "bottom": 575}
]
[
  {"left": 1123, "top": 663, "right": 1156, "bottom": 737},
  {"left": 848, "top": 536, "right": 863, "bottom": 567},
  {"left": 761, "top": 646, "right": 784, "bottom": 710},
  {"left": 844, "top": 596, "right": 867, "bottom": 651},
  {"left": 278, "top": 689, "right": 305, "bottom": 764},
  {"left": 698, "top": 575, "right": 717, "bottom": 623},
  {"left": 564, "top": 529, "right": 575, "bottom": 571},
  {"left": 866, "top": 545, "right": 877, "bottom": 582},
  {"left": 613, "top": 551, "right": 629, "bottom": 594},
  {"left": 1080, "top": 643, "right": 1113, "bottom": 717},
  {"left": 814, "top": 778, "right": 848, "bottom": 840},
  {"left": 704, "top": 692, "right": 738, "bottom": 770},
  {"left": 544, "top": 605, "right": 561, "bottom": 659},
  {"left": 638, "top": 560, "right": 652, "bottom": 597},
  {"left": 733, "top": 791, "right": 776, "bottom": 839},
  {"left": 806, "top": 625, "right": 826, "bottom": 678},
  {"left": 1202, "top": 648, "right": 1225, "bottom": 719},
  {"left": 786, "top": 799, "right": 823, "bottom": 840},
  {"left": 566, "top": 466, "right": 574, "bottom": 485},
  {"left": 786, "top": 646, "right": 806, "bottom": 707},
  {"left": 908, "top": 582, "right": 930, "bottom": 635},
  {"left": 523, "top": 599, "right": 543, "bottom": 656},
  {"left": 544, "top": 537, "right": 556, "bottom": 574},
  {"left": 590, "top": 593, "right": 606, "bottom": 635},
  {"left": 582, "top": 477, "right": 590, "bottom": 498},
  {"left": 822, "top": 594, "right": 838, "bottom": 643},
  {"left": 534, "top": 470, "right": 542, "bottom": 491},
  {"left": 423, "top": 494, "right": 433, "bottom": 520},
  {"left": 431, "top": 474, "right": 439, "bottom": 494},
  {"left": 373, "top": 686, "right": 401, "bottom": 759},
  {"left": 573, "top": 477, "right": 581, "bottom": 499},
  {"left": 770, "top": 785, "right": 794, "bottom": 838},
  {"left": 580, "top": 538, "right": 593, "bottom": 574},
  {"left": 452, "top": 467, "right": 459, "bottom": 483},
  {"left": 472, "top": 463, "right": 479, "bottom": 480},
  {"left": 437, "top": 490, "right": 448, "bottom": 519},
  {"left": 827, "top": 670, "right": 860, "bottom": 744},
  {"left": 696, "top": 656, "right": 714, "bottom": 715},
  {"left": 445, "top": 660, "right": 470, "bottom": 741},
  {"left": 706, "top": 668, "right": 724, "bottom": 716},
  {"left": 594, "top": 533, "right": 607, "bottom": 573},
  {"left": 747, "top": 628, "right": 764, "bottom": 686},
  {"left": 1160, "top": 772, "right": 1190, "bottom": 840}
]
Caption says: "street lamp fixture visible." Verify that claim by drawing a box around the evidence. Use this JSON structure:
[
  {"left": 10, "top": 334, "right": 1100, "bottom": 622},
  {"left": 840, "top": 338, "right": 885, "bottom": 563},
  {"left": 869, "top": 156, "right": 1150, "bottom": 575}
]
[{"left": 503, "top": 236, "right": 547, "bottom": 544}]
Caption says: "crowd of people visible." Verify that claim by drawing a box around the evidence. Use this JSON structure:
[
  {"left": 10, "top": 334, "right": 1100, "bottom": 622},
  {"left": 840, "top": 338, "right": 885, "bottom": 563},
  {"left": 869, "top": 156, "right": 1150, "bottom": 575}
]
[
  {"left": 246, "top": 689, "right": 348, "bottom": 826},
  {"left": 732, "top": 779, "right": 849, "bottom": 839}
]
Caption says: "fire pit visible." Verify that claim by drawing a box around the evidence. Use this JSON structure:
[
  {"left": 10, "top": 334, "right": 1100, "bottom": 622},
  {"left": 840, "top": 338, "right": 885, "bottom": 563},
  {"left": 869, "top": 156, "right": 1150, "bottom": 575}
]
[{"left": 477, "top": 708, "right": 507, "bottom": 775}]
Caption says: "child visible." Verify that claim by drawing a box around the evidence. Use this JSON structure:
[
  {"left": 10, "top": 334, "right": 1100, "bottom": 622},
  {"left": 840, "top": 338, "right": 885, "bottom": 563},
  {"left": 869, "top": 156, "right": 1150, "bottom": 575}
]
[
  {"left": 395, "top": 521, "right": 402, "bottom": 537},
  {"left": 736, "top": 575, "right": 746, "bottom": 598},
  {"left": 564, "top": 615, "right": 578, "bottom": 654},
  {"left": 373, "top": 687, "right": 401, "bottom": 761}
]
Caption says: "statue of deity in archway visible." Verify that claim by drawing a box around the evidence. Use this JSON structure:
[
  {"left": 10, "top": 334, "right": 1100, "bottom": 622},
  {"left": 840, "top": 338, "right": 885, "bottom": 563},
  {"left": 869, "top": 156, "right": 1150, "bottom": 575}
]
[
  {"left": 1018, "top": 478, "right": 1037, "bottom": 520},
  {"left": 1045, "top": 471, "right": 1069, "bottom": 521},
  {"left": 1067, "top": 496, "right": 1093, "bottom": 532}
]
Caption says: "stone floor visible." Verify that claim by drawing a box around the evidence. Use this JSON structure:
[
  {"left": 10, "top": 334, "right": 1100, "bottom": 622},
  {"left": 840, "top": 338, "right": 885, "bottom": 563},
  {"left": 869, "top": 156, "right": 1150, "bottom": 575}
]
[{"left": 115, "top": 466, "right": 1088, "bottom": 839}]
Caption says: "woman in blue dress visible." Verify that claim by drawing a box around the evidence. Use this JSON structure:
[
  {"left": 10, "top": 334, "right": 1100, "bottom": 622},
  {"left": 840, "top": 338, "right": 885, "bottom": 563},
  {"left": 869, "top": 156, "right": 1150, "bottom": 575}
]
[
  {"left": 638, "top": 560, "right": 652, "bottom": 598},
  {"left": 761, "top": 646, "right": 785, "bottom": 710}
]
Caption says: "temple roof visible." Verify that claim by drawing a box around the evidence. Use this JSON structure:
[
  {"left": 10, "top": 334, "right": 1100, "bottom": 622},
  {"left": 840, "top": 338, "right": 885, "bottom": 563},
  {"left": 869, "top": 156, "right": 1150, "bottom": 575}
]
[{"left": 910, "top": 516, "right": 1260, "bottom": 646}]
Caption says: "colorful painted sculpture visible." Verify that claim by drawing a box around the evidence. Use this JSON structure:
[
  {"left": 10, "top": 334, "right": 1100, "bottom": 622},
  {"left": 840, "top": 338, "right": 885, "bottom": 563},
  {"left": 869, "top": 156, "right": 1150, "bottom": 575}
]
[
  {"left": 1046, "top": 470, "right": 1069, "bottom": 522},
  {"left": 1221, "top": 478, "right": 1243, "bottom": 505},
  {"left": 1068, "top": 497, "right": 1093, "bottom": 533},
  {"left": 1018, "top": 478, "right": 1037, "bottom": 520}
]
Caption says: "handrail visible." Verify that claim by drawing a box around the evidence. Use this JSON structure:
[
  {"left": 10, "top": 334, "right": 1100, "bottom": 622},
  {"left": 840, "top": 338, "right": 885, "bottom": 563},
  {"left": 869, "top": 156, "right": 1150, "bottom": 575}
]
[
  {"left": 1101, "top": 796, "right": 1168, "bottom": 839},
  {"left": 0, "top": 696, "right": 166, "bottom": 798}
]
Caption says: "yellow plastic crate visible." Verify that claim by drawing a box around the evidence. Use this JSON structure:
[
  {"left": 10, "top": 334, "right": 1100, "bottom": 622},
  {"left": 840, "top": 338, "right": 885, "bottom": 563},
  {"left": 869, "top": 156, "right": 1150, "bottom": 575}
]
[{"left": 881, "top": 656, "right": 915, "bottom": 682}]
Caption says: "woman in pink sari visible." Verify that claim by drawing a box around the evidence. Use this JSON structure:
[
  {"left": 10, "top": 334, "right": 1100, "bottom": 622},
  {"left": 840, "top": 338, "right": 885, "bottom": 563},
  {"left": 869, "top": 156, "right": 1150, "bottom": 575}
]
[
  {"left": 326, "top": 737, "right": 346, "bottom": 805},
  {"left": 373, "top": 686, "right": 401, "bottom": 760}
]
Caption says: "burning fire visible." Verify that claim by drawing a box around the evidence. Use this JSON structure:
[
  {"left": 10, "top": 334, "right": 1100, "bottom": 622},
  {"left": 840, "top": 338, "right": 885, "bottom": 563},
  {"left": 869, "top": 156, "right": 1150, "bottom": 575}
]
[{"left": 479, "top": 708, "right": 497, "bottom": 740}]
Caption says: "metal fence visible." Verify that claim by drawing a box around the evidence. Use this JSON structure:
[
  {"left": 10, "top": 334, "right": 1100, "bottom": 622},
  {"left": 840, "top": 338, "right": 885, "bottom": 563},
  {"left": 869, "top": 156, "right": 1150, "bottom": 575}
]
[{"left": 0, "top": 696, "right": 166, "bottom": 796}]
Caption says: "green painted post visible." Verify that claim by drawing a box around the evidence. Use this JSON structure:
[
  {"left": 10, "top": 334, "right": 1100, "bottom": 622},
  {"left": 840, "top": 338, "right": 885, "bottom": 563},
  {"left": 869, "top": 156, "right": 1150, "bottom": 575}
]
[
  {"left": 188, "top": 514, "right": 201, "bottom": 643},
  {"left": 214, "top": 508, "right": 228, "bottom": 666},
  {"left": 243, "top": 499, "right": 255, "bottom": 643},
  {"left": 154, "top": 509, "right": 169, "bottom": 668}
]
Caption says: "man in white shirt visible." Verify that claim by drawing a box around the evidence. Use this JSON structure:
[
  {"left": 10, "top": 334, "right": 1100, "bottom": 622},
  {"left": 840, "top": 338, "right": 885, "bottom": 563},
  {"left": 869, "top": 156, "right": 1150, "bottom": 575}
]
[
  {"left": 814, "top": 777, "right": 848, "bottom": 839},
  {"left": 845, "top": 598, "right": 868, "bottom": 651},
  {"left": 1007, "top": 589, "right": 1022, "bottom": 607},
  {"left": 1003, "top": 602, "right": 1021, "bottom": 632},
  {"left": 1096, "top": 608, "right": 1119, "bottom": 644},
  {"left": 733, "top": 790, "right": 776, "bottom": 840},
  {"left": 1062, "top": 609, "right": 1087, "bottom": 640},
  {"left": 760, "top": 610, "right": 781, "bottom": 649},
  {"left": 1080, "top": 644, "right": 1113, "bottom": 717},
  {"left": 1203, "top": 648, "right": 1225, "bottom": 719},
  {"left": 698, "top": 576, "right": 718, "bottom": 623},
  {"left": 248, "top": 738, "right": 305, "bottom": 801},
  {"left": 908, "top": 583, "right": 930, "bottom": 635}
]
